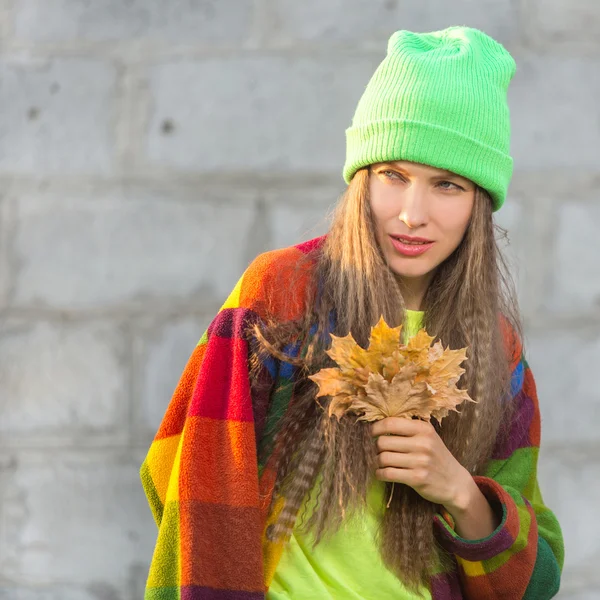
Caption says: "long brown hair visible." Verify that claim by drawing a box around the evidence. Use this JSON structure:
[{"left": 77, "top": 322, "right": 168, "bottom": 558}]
[{"left": 249, "top": 166, "right": 524, "bottom": 595}]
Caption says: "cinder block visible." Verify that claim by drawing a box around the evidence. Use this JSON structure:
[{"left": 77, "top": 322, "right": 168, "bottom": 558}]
[
  {"left": 546, "top": 202, "right": 600, "bottom": 313},
  {"left": 145, "top": 55, "right": 381, "bottom": 175},
  {"left": 0, "top": 197, "right": 12, "bottom": 309},
  {"left": 0, "top": 450, "right": 156, "bottom": 585},
  {"left": 526, "top": 326, "right": 600, "bottom": 445},
  {"left": 0, "top": 320, "right": 128, "bottom": 443},
  {"left": 269, "top": 203, "right": 332, "bottom": 249},
  {"left": 493, "top": 198, "right": 530, "bottom": 313},
  {"left": 523, "top": 0, "right": 600, "bottom": 52},
  {"left": 0, "top": 58, "right": 116, "bottom": 175},
  {"left": 263, "top": 185, "right": 339, "bottom": 250},
  {"left": 509, "top": 56, "right": 600, "bottom": 170},
  {"left": 266, "top": 0, "right": 519, "bottom": 47},
  {"left": 12, "top": 187, "right": 257, "bottom": 310},
  {"left": 13, "top": 0, "right": 253, "bottom": 44}
]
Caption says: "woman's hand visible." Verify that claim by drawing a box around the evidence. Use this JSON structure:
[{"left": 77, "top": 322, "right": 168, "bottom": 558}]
[{"left": 370, "top": 416, "right": 473, "bottom": 512}]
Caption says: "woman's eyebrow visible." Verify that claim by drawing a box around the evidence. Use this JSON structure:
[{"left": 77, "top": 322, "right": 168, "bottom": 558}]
[{"left": 377, "top": 162, "right": 464, "bottom": 179}]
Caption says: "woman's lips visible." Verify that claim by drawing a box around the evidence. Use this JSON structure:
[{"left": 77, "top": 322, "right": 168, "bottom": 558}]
[{"left": 389, "top": 235, "right": 435, "bottom": 257}]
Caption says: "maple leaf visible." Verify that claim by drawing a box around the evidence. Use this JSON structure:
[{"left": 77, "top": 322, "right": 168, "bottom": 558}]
[
  {"left": 307, "top": 315, "right": 476, "bottom": 509},
  {"left": 308, "top": 315, "right": 476, "bottom": 425}
]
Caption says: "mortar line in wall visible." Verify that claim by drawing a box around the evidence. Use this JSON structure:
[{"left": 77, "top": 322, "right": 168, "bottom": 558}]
[
  {"left": 124, "top": 318, "right": 137, "bottom": 450},
  {"left": 4, "top": 39, "right": 600, "bottom": 61},
  {"left": 0, "top": 27, "right": 597, "bottom": 62},
  {"left": 3, "top": 39, "right": 598, "bottom": 62},
  {"left": 0, "top": 171, "right": 597, "bottom": 197},
  {"left": 0, "top": 174, "right": 348, "bottom": 196},
  {"left": 0, "top": 40, "right": 413, "bottom": 62},
  {"left": 3, "top": 307, "right": 600, "bottom": 332},
  {"left": 114, "top": 61, "right": 151, "bottom": 177},
  {"left": 0, "top": 0, "right": 14, "bottom": 48},
  {"left": 0, "top": 442, "right": 145, "bottom": 453},
  {"left": 247, "top": 0, "right": 271, "bottom": 49},
  {"left": 1, "top": 193, "right": 18, "bottom": 307},
  {"left": 1, "top": 440, "right": 599, "bottom": 454}
]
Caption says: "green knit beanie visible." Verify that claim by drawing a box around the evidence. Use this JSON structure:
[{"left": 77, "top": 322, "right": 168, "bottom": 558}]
[{"left": 343, "top": 26, "right": 516, "bottom": 212}]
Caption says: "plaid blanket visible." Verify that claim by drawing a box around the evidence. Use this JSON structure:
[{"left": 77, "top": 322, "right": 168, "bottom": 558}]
[{"left": 140, "top": 235, "right": 564, "bottom": 599}]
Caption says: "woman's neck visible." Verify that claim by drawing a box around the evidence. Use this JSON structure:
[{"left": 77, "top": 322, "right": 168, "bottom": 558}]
[{"left": 396, "top": 271, "right": 436, "bottom": 311}]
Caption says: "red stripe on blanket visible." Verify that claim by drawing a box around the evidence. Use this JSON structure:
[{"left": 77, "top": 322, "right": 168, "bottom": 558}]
[
  {"left": 180, "top": 416, "right": 259, "bottom": 506},
  {"left": 190, "top": 336, "right": 254, "bottom": 422}
]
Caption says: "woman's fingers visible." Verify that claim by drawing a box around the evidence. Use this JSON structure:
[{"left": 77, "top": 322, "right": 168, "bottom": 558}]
[
  {"left": 370, "top": 416, "right": 431, "bottom": 437},
  {"left": 376, "top": 450, "right": 429, "bottom": 470},
  {"left": 374, "top": 432, "right": 427, "bottom": 454}
]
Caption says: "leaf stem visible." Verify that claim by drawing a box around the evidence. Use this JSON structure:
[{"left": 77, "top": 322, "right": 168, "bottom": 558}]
[{"left": 386, "top": 481, "right": 395, "bottom": 508}]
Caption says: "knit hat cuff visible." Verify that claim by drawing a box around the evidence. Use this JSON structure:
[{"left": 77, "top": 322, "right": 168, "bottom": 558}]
[{"left": 343, "top": 119, "right": 513, "bottom": 212}]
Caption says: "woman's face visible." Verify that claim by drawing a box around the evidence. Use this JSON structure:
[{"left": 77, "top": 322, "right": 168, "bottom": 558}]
[{"left": 368, "top": 160, "right": 476, "bottom": 290}]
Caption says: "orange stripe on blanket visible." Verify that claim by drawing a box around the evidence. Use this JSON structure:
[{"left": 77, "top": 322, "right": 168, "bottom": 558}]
[
  {"left": 154, "top": 343, "right": 207, "bottom": 441},
  {"left": 238, "top": 247, "right": 314, "bottom": 322},
  {"left": 499, "top": 313, "right": 523, "bottom": 372},
  {"left": 180, "top": 416, "right": 260, "bottom": 506},
  {"left": 504, "top": 496, "right": 522, "bottom": 543}
]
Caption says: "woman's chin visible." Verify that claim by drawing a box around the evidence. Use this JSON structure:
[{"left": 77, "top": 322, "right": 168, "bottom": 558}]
[{"left": 388, "top": 258, "right": 437, "bottom": 279}]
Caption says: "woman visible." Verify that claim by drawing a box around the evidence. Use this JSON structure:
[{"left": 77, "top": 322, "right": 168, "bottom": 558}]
[{"left": 140, "top": 26, "right": 565, "bottom": 599}]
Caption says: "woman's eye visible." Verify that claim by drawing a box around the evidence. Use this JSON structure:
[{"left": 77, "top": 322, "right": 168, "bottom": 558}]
[
  {"left": 380, "top": 171, "right": 464, "bottom": 191},
  {"left": 438, "top": 181, "right": 464, "bottom": 191}
]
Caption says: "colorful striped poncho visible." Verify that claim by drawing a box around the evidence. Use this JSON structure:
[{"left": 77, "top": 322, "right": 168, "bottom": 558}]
[{"left": 140, "top": 235, "right": 565, "bottom": 599}]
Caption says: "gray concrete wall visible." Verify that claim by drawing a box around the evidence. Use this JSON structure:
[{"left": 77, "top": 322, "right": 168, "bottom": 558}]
[{"left": 0, "top": 1, "right": 598, "bottom": 598}]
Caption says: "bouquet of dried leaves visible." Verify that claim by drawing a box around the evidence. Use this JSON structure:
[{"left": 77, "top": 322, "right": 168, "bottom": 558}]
[{"left": 308, "top": 316, "right": 476, "bottom": 506}]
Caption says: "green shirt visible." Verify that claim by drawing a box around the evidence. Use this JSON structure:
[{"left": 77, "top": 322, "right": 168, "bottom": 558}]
[{"left": 268, "top": 310, "right": 431, "bottom": 599}]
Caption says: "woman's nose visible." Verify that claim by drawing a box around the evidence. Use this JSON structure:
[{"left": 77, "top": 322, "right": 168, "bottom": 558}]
[{"left": 398, "top": 186, "right": 428, "bottom": 229}]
